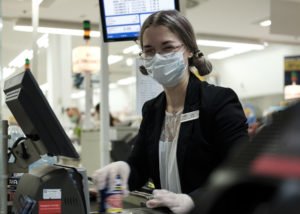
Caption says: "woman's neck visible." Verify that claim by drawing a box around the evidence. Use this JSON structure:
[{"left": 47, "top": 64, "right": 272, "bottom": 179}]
[{"left": 165, "top": 72, "right": 189, "bottom": 113}]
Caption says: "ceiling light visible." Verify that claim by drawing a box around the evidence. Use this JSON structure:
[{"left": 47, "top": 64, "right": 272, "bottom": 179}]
[
  {"left": 197, "top": 39, "right": 264, "bottom": 49},
  {"left": 123, "top": 45, "right": 141, "bottom": 54},
  {"left": 37, "top": 34, "right": 49, "bottom": 48},
  {"left": 14, "top": 18, "right": 100, "bottom": 37},
  {"left": 126, "top": 58, "right": 133, "bottom": 66},
  {"left": 117, "top": 77, "right": 136, "bottom": 85},
  {"left": 109, "top": 83, "right": 118, "bottom": 89},
  {"left": 71, "top": 90, "right": 86, "bottom": 99},
  {"left": 39, "top": 82, "right": 48, "bottom": 93},
  {"left": 208, "top": 45, "right": 264, "bottom": 60},
  {"left": 259, "top": 19, "right": 272, "bottom": 27},
  {"left": 196, "top": 39, "right": 265, "bottom": 59},
  {"left": 14, "top": 25, "right": 100, "bottom": 37},
  {"left": 108, "top": 55, "right": 124, "bottom": 65},
  {"left": 2, "top": 67, "right": 16, "bottom": 80},
  {"left": 9, "top": 49, "right": 33, "bottom": 68},
  {"left": 7, "top": 35, "right": 50, "bottom": 69},
  {"left": 34, "top": 0, "right": 44, "bottom": 5}
]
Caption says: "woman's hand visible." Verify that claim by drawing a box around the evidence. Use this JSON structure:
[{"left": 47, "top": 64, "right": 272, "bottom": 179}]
[
  {"left": 146, "top": 189, "right": 194, "bottom": 214},
  {"left": 93, "top": 161, "right": 130, "bottom": 195}
]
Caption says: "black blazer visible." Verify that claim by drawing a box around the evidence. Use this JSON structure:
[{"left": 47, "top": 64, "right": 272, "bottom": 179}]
[{"left": 127, "top": 73, "right": 248, "bottom": 199}]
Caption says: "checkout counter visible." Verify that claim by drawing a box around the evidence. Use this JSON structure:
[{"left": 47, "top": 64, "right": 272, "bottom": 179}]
[
  {"left": 80, "top": 126, "right": 138, "bottom": 177},
  {"left": 10, "top": 164, "right": 169, "bottom": 214},
  {"left": 4, "top": 71, "right": 300, "bottom": 213}
]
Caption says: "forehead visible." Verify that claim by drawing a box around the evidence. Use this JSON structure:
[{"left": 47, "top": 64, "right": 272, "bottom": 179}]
[{"left": 142, "top": 25, "right": 180, "bottom": 46}]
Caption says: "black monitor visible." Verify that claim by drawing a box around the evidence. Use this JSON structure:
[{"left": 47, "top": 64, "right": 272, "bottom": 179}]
[
  {"left": 4, "top": 70, "right": 79, "bottom": 158},
  {"left": 99, "top": 0, "right": 180, "bottom": 42}
]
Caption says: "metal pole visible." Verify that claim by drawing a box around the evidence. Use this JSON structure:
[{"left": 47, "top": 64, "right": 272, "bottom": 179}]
[
  {"left": 31, "top": 0, "right": 40, "bottom": 77},
  {"left": 83, "top": 71, "right": 93, "bottom": 130},
  {"left": 0, "top": 2, "right": 5, "bottom": 212},
  {"left": 0, "top": 120, "right": 8, "bottom": 214},
  {"left": 82, "top": 37, "right": 94, "bottom": 130},
  {"left": 99, "top": 28, "right": 110, "bottom": 168}
]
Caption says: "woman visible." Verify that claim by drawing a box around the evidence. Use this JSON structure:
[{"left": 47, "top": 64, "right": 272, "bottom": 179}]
[{"left": 93, "top": 10, "right": 248, "bottom": 213}]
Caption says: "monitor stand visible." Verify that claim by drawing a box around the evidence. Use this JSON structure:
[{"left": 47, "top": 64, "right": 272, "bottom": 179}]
[{"left": 8, "top": 138, "right": 47, "bottom": 174}]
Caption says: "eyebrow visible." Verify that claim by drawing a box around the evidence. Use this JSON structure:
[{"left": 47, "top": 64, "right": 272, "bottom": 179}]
[{"left": 143, "top": 40, "right": 176, "bottom": 49}]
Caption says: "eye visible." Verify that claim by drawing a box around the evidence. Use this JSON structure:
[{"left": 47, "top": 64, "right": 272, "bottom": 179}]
[
  {"left": 163, "top": 46, "right": 175, "bottom": 51},
  {"left": 161, "top": 46, "right": 177, "bottom": 54},
  {"left": 144, "top": 49, "right": 155, "bottom": 55}
]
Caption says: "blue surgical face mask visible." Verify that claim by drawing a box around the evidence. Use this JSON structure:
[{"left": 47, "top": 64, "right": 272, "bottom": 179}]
[
  {"left": 70, "top": 115, "right": 79, "bottom": 124},
  {"left": 144, "top": 51, "right": 187, "bottom": 87}
]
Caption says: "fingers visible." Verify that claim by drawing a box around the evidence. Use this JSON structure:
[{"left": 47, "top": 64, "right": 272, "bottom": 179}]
[
  {"left": 92, "top": 168, "right": 108, "bottom": 190},
  {"left": 108, "top": 165, "right": 119, "bottom": 191},
  {"left": 153, "top": 189, "right": 170, "bottom": 196},
  {"left": 120, "top": 163, "right": 130, "bottom": 195},
  {"left": 146, "top": 199, "right": 160, "bottom": 208},
  {"left": 93, "top": 161, "right": 130, "bottom": 193},
  {"left": 146, "top": 189, "right": 172, "bottom": 209}
]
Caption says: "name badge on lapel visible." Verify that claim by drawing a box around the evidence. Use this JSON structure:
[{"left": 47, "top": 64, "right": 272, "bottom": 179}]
[{"left": 181, "top": 110, "right": 199, "bottom": 123}]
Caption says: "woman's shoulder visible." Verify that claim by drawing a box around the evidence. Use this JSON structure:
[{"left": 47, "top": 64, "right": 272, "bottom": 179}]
[
  {"left": 142, "top": 91, "right": 165, "bottom": 114},
  {"left": 201, "top": 80, "right": 234, "bottom": 94},
  {"left": 200, "top": 81, "right": 240, "bottom": 108}
]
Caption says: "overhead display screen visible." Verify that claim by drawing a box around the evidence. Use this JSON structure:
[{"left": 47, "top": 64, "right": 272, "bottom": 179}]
[{"left": 99, "top": 0, "right": 180, "bottom": 42}]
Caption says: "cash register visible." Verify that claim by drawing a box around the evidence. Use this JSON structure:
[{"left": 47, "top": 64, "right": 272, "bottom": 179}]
[
  {"left": 4, "top": 70, "right": 91, "bottom": 213},
  {"left": 4, "top": 70, "right": 169, "bottom": 214}
]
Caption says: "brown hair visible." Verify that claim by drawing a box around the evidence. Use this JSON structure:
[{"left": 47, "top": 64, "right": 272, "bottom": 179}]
[{"left": 139, "top": 10, "right": 212, "bottom": 76}]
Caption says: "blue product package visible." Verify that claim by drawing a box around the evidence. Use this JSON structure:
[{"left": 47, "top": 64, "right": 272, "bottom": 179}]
[{"left": 99, "top": 175, "right": 123, "bottom": 213}]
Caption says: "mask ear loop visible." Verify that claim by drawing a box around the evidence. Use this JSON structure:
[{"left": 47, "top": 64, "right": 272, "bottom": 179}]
[
  {"left": 139, "top": 65, "right": 148, "bottom": 75},
  {"left": 136, "top": 39, "right": 148, "bottom": 75}
]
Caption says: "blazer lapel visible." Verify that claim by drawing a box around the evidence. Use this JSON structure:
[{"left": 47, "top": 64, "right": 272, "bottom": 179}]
[
  {"left": 177, "top": 74, "right": 202, "bottom": 183},
  {"left": 147, "top": 94, "right": 167, "bottom": 186}
]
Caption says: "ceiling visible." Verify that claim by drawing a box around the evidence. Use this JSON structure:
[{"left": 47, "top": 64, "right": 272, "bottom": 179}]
[{"left": 2, "top": 0, "right": 300, "bottom": 83}]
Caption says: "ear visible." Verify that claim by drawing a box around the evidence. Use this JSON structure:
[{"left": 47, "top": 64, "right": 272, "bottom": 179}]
[{"left": 187, "top": 50, "right": 193, "bottom": 58}]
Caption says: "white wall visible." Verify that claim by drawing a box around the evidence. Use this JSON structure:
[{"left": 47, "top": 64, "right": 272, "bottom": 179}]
[
  {"left": 109, "top": 84, "right": 136, "bottom": 119},
  {"left": 214, "top": 44, "right": 300, "bottom": 99}
]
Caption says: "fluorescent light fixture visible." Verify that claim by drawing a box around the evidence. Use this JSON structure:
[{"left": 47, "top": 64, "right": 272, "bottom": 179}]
[
  {"left": 123, "top": 45, "right": 141, "bottom": 54},
  {"left": 9, "top": 49, "right": 33, "bottom": 68},
  {"left": 14, "top": 25, "right": 100, "bottom": 37},
  {"left": 259, "top": 19, "right": 272, "bottom": 27},
  {"left": 33, "top": 0, "right": 44, "bottom": 5},
  {"left": 196, "top": 39, "right": 265, "bottom": 59},
  {"left": 108, "top": 55, "right": 124, "bottom": 65},
  {"left": 208, "top": 45, "right": 264, "bottom": 60},
  {"left": 109, "top": 83, "right": 118, "bottom": 89},
  {"left": 126, "top": 58, "right": 133, "bottom": 66},
  {"left": 2, "top": 67, "right": 16, "bottom": 80},
  {"left": 197, "top": 39, "right": 264, "bottom": 49},
  {"left": 14, "top": 18, "right": 100, "bottom": 37},
  {"left": 7, "top": 34, "right": 49, "bottom": 70},
  {"left": 37, "top": 34, "right": 49, "bottom": 48},
  {"left": 39, "top": 82, "right": 48, "bottom": 93},
  {"left": 71, "top": 90, "right": 86, "bottom": 99},
  {"left": 117, "top": 76, "right": 136, "bottom": 85}
]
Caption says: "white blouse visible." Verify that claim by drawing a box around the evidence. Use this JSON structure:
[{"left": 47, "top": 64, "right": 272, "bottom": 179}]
[{"left": 159, "top": 109, "right": 183, "bottom": 193}]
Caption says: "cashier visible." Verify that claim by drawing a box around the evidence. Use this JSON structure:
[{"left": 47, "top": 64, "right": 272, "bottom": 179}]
[{"left": 93, "top": 10, "right": 248, "bottom": 214}]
